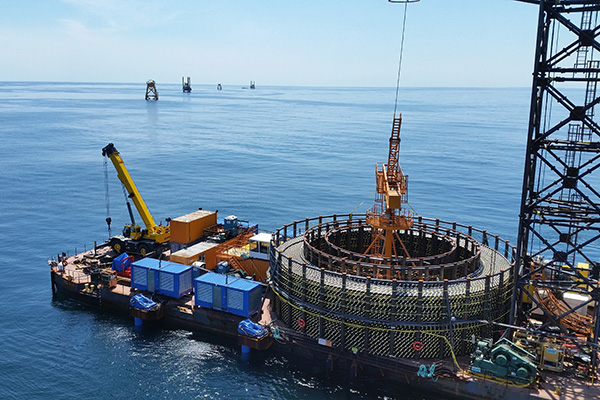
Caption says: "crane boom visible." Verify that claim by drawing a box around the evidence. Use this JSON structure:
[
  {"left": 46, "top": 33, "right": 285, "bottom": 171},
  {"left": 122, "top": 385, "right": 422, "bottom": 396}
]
[
  {"left": 386, "top": 115, "right": 404, "bottom": 193},
  {"left": 102, "top": 143, "right": 170, "bottom": 248},
  {"left": 365, "top": 115, "right": 414, "bottom": 269},
  {"left": 102, "top": 143, "right": 157, "bottom": 230},
  {"left": 380, "top": 115, "right": 409, "bottom": 213}
]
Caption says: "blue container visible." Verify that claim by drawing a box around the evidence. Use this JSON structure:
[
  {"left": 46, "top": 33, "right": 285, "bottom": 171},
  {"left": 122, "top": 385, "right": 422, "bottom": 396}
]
[
  {"left": 131, "top": 258, "right": 155, "bottom": 291},
  {"left": 194, "top": 272, "right": 262, "bottom": 317},
  {"left": 131, "top": 258, "right": 193, "bottom": 298},
  {"left": 158, "top": 262, "right": 193, "bottom": 298}
]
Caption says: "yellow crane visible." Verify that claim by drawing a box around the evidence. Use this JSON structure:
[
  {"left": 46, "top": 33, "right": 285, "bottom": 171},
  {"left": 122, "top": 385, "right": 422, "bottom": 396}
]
[{"left": 102, "top": 143, "right": 170, "bottom": 256}]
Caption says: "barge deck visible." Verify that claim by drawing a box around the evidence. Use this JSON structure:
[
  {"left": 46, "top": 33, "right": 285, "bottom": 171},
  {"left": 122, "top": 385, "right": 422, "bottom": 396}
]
[{"left": 50, "top": 241, "right": 600, "bottom": 400}]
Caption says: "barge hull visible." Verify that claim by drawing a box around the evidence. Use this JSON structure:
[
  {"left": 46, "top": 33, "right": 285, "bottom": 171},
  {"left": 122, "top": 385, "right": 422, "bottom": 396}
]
[
  {"left": 50, "top": 261, "right": 598, "bottom": 400},
  {"left": 50, "top": 269, "right": 247, "bottom": 340}
]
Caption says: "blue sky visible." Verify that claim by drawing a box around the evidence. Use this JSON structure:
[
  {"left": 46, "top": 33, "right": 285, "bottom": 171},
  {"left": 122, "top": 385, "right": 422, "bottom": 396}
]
[{"left": 0, "top": 0, "right": 538, "bottom": 87}]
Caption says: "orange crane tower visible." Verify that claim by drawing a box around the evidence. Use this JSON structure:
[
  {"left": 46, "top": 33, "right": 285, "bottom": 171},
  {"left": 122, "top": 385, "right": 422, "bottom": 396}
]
[{"left": 365, "top": 115, "right": 414, "bottom": 277}]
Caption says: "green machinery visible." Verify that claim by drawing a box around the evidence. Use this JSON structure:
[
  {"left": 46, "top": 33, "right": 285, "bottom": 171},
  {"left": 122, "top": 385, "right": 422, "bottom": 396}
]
[{"left": 470, "top": 338, "right": 538, "bottom": 386}]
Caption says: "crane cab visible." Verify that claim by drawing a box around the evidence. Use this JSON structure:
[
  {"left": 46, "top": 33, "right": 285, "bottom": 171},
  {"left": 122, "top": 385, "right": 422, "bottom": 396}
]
[{"left": 123, "top": 224, "right": 143, "bottom": 240}]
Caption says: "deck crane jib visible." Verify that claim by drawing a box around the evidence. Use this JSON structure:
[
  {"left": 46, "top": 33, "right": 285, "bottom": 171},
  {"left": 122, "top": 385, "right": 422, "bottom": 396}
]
[
  {"left": 365, "top": 115, "right": 415, "bottom": 277},
  {"left": 102, "top": 143, "right": 170, "bottom": 256}
]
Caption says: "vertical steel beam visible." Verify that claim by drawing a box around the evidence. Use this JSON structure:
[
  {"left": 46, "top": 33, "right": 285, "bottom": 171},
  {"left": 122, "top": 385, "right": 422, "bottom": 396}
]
[{"left": 512, "top": 0, "right": 600, "bottom": 369}]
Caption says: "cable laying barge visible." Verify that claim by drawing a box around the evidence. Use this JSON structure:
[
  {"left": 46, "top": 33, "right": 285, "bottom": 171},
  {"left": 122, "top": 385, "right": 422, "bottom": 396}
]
[{"left": 50, "top": 132, "right": 600, "bottom": 399}]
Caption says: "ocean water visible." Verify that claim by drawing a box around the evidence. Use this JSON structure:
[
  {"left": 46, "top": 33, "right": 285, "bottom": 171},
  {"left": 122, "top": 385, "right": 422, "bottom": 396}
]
[{"left": 0, "top": 82, "right": 529, "bottom": 399}]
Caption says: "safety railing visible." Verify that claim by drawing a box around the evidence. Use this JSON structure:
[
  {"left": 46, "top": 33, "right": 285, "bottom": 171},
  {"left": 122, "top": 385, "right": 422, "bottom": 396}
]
[{"left": 269, "top": 214, "right": 515, "bottom": 358}]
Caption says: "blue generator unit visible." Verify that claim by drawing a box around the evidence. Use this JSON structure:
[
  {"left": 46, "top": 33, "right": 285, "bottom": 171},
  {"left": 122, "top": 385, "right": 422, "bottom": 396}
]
[
  {"left": 131, "top": 258, "right": 193, "bottom": 299},
  {"left": 194, "top": 272, "right": 262, "bottom": 317}
]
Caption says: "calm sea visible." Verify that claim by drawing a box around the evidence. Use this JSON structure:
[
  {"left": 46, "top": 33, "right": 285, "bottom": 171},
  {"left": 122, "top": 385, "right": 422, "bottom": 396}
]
[{"left": 0, "top": 82, "right": 529, "bottom": 399}]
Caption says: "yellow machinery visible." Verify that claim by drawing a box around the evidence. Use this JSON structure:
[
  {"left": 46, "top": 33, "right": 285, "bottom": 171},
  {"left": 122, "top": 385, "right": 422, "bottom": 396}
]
[
  {"left": 102, "top": 143, "right": 170, "bottom": 255},
  {"left": 513, "top": 319, "right": 595, "bottom": 379}
]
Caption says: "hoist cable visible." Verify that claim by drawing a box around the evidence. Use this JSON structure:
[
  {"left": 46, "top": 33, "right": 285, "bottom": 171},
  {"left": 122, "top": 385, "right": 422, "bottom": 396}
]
[
  {"left": 104, "top": 157, "right": 112, "bottom": 237},
  {"left": 393, "top": 1, "right": 409, "bottom": 117}
]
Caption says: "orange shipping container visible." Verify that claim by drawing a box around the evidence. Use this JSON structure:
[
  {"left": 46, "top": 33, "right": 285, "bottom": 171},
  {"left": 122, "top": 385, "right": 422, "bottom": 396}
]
[
  {"left": 170, "top": 241, "right": 219, "bottom": 265},
  {"left": 170, "top": 210, "right": 217, "bottom": 244}
]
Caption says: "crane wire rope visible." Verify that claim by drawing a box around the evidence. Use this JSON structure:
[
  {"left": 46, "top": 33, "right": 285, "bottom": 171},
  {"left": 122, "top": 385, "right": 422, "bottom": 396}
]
[
  {"left": 393, "top": 1, "right": 409, "bottom": 117},
  {"left": 103, "top": 156, "right": 112, "bottom": 237},
  {"left": 350, "top": 189, "right": 377, "bottom": 215}
]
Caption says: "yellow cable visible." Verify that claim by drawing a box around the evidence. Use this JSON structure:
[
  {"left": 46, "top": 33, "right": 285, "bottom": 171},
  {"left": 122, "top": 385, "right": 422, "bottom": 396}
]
[
  {"left": 419, "top": 331, "right": 466, "bottom": 374},
  {"left": 271, "top": 287, "right": 485, "bottom": 352},
  {"left": 271, "top": 286, "right": 539, "bottom": 381}
]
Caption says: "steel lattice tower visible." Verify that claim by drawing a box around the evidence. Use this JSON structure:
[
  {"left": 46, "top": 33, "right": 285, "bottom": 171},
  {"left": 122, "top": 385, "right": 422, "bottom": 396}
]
[{"left": 512, "top": 0, "right": 600, "bottom": 369}]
